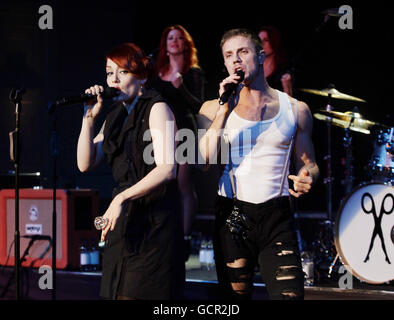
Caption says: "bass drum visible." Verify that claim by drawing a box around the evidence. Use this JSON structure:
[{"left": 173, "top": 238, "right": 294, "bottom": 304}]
[{"left": 335, "top": 182, "right": 394, "bottom": 283}]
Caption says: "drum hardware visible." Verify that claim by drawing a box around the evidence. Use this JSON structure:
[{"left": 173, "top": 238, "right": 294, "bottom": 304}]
[
  {"left": 342, "top": 127, "right": 355, "bottom": 195},
  {"left": 368, "top": 127, "right": 394, "bottom": 184},
  {"left": 309, "top": 91, "right": 337, "bottom": 280},
  {"left": 322, "top": 99, "right": 334, "bottom": 222},
  {"left": 328, "top": 253, "right": 340, "bottom": 278},
  {"left": 341, "top": 108, "right": 359, "bottom": 195},
  {"left": 302, "top": 85, "right": 366, "bottom": 280}
]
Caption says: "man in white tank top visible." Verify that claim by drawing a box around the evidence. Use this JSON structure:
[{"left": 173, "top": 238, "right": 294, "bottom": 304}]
[{"left": 198, "top": 29, "right": 319, "bottom": 300}]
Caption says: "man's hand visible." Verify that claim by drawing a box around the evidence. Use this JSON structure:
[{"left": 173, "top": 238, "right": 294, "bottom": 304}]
[{"left": 288, "top": 167, "right": 313, "bottom": 198}]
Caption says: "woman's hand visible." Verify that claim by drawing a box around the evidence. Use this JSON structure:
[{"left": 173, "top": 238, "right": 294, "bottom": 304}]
[
  {"left": 170, "top": 71, "right": 183, "bottom": 88},
  {"left": 281, "top": 73, "right": 293, "bottom": 97},
  {"left": 83, "top": 85, "right": 104, "bottom": 119},
  {"left": 100, "top": 194, "right": 125, "bottom": 242}
]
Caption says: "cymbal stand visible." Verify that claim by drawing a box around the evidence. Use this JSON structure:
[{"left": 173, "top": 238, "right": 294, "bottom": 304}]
[
  {"left": 312, "top": 93, "right": 338, "bottom": 280},
  {"left": 323, "top": 94, "right": 334, "bottom": 222},
  {"left": 328, "top": 111, "right": 357, "bottom": 278},
  {"left": 342, "top": 113, "right": 356, "bottom": 195}
]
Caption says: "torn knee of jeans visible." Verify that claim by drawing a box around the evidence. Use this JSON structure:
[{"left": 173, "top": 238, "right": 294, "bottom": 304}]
[
  {"left": 231, "top": 283, "right": 252, "bottom": 296},
  {"left": 227, "top": 265, "right": 253, "bottom": 283},
  {"left": 275, "top": 242, "right": 295, "bottom": 256},
  {"left": 281, "top": 289, "right": 300, "bottom": 299},
  {"left": 230, "top": 277, "right": 253, "bottom": 298},
  {"left": 275, "top": 265, "right": 300, "bottom": 281},
  {"left": 277, "top": 249, "right": 294, "bottom": 256}
]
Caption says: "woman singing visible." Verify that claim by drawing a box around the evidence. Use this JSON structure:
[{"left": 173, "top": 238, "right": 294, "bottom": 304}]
[{"left": 77, "top": 43, "right": 184, "bottom": 300}]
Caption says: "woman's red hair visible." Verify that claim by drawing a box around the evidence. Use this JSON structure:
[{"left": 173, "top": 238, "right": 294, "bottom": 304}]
[
  {"left": 105, "top": 42, "right": 149, "bottom": 80},
  {"left": 259, "top": 25, "right": 289, "bottom": 72},
  {"left": 155, "top": 25, "right": 200, "bottom": 76}
]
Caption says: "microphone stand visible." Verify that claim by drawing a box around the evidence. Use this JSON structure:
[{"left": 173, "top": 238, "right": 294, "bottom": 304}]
[
  {"left": 0, "top": 237, "right": 34, "bottom": 299},
  {"left": 49, "top": 107, "right": 59, "bottom": 300},
  {"left": 8, "top": 88, "right": 26, "bottom": 300}
]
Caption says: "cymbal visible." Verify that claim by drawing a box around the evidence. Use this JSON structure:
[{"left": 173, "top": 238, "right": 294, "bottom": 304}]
[
  {"left": 319, "top": 110, "right": 390, "bottom": 130},
  {"left": 299, "top": 87, "right": 366, "bottom": 103},
  {"left": 313, "top": 113, "right": 371, "bottom": 134},
  {"left": 319, "top": 110, "right": 377, "bottom": 125}
]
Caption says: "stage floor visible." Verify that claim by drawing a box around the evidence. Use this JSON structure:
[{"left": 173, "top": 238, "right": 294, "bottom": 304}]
[{"left": 1, "top": 255, "right": 394, "bottom": 300}]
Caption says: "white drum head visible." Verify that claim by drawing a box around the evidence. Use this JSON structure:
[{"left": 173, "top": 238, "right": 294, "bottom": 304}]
[{"left": 335, "top": 183, "right": 394, "bottom": 283}]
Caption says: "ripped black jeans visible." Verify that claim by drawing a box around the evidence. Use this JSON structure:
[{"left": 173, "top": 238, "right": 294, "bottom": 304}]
[{"left": 214, "top": 195, "right": 304, "bottom": 300}]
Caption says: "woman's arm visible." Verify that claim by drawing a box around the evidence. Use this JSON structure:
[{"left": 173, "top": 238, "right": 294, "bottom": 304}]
[
  {"left": 77, "top": 85, "right": 106, "bottom": 172},
  {"left": 174, "top": 68, "right": 206, "bottom": 114},
  {"left": 100, "top": 102, "right": 178, "bottom": 240},
  {"left": 118, "top": 101, "right": 177, "bottom": 201}
]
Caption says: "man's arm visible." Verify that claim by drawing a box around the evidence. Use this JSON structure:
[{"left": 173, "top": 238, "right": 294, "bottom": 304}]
[
  {"left": 197, "top": 99, "right": 227, "bottom": 170},
  {"left": 288, "top": 100, "right": 319, "bottom": 198}
]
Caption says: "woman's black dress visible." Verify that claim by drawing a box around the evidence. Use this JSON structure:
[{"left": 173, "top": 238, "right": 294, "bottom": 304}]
[
  {"left": 99, "top": 89, "right": 184, "bottom": 300},
  {"left": 148, "top": 67, "right": 206, "bottom": 133}
]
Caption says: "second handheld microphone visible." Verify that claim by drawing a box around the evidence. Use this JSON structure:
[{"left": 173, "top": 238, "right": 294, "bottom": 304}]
[{"left": 48, "top": 87, "right": 119, "bottom": 114}]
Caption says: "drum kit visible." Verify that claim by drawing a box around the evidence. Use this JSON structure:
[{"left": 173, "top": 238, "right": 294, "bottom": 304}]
[{"left": 299, "top": 86, "right": 394, "bottom": 284}]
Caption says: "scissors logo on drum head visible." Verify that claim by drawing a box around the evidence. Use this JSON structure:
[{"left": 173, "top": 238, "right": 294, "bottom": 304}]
[{"left": 361, "top": 192, "right": 394, "bottom": 264}]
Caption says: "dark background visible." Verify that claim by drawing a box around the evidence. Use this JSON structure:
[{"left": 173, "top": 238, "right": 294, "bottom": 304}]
[{"left": 0, "top": 1, "right": 392, "bottom": 220}]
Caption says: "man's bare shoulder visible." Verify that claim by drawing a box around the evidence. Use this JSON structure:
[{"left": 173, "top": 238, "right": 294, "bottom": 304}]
[
  {"left": 199, "top": 99, "right": 220, "bottom": 120},
  {"left": 197, "top": 99, "right": 220, "bottom": 129},
  {"left": 289, "top": 97, "right": 313, "bottom": 131}
]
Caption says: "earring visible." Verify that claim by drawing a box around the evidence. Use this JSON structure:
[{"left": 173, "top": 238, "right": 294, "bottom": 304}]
[{"left": 166, "top": 52, "right": 170, "bottom": 56}]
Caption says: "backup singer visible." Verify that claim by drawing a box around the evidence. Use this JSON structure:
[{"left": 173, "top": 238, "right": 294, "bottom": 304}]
[{"left": 147, "top": 25, "right": 206, "bottom": 258}]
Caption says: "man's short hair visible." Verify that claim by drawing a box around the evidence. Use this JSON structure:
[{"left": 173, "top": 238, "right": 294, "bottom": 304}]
[{"left": 220, "top": 28, "right": 263, "bottom": 54}]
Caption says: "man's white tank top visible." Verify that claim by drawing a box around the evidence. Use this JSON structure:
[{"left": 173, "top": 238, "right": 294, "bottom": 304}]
[{"left": 218, "top": 90, "right": 297, "bottom": 204}]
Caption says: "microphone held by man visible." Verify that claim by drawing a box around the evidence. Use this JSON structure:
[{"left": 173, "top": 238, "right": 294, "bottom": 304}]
[{"left": 219, "top": 69, "right": 245, "bottom": 105}]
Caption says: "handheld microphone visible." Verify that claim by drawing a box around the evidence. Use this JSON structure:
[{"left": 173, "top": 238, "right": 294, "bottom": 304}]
[
  {"left": 22, "top": 235, "right": 52, "bottom": 241},
  {"left": 48, "top": 87, "right": 119, "bottom": 114},
  {"left": 219, "top": 69, "right": 245, "bottom": 105}
]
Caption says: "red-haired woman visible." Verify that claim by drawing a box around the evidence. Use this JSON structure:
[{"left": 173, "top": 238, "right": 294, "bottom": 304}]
[
  {"left": 148, "top": 25, "right": 206, "bottom": 256},
  {"left": 149, "top": 24, "right": 206, "bottom": 132},
  {"left": 77, "top": 43, "right": 184, "bottom": 300},
  {"left": 258, "top": 25, "right": 293, "bottom": 96}
]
